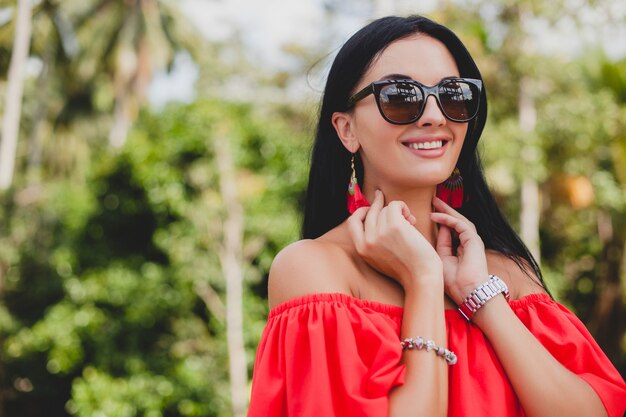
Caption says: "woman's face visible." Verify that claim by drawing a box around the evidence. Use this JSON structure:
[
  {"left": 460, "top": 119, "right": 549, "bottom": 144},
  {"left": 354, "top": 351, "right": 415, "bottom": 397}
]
[{"left": 334, "top": 35, "right": 468, "bottom": 193}]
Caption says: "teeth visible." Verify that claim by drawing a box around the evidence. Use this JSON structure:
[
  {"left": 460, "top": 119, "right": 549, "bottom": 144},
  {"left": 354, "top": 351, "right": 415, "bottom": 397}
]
[{"left": 407, "top": 140, "right": 443, "bottom": 150}]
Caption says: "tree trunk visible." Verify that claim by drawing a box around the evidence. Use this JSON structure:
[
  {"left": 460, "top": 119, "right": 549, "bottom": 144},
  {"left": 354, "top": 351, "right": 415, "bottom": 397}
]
[
  {"left": 214, "top": 131, "right": 248, "bottom": 417},
  {"left": 587, "top": 211, "right": 625, "bottom": 363},
  {"left": 195, "top": 281, "right": 226, "bottom": 324},
  {"left": 108, "top": 93, "right": 132, "bottom": 149},
  {"left": 0, "top": 0, "right": 33, "bottom": 190},
  {"left": 518, "top": 77, "right": 541, "bottom": 264},
  {"left": 26, "top": 43, "right": 53, "bottom": 185},
  {"left": 0, "top": 3, "right": 33, "bottom": 410}
]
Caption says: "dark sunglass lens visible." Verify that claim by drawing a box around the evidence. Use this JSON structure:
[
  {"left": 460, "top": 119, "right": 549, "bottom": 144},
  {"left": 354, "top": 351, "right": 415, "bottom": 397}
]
[
  {"left": 379, "top": 82, "right": 423, "bottom": 123},
  {"left": 439, "top": 81, "right": 480, "bottom": 121}
]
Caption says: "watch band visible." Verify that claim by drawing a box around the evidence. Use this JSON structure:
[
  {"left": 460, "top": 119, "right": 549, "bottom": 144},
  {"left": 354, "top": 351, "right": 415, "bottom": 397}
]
[{"left": 458, "top": 275, "right": 510, "bottom": 321}]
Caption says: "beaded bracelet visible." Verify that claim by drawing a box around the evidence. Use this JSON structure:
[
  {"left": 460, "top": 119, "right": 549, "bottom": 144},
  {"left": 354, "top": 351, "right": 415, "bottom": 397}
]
[{"left": 401, "top": 336, "right": 458, "bottom": 365}]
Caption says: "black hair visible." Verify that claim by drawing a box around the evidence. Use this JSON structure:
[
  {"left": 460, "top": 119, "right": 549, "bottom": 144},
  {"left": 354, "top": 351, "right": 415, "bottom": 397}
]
[{"left": 302, "top": 15, "right": 549, "bottom": 293}]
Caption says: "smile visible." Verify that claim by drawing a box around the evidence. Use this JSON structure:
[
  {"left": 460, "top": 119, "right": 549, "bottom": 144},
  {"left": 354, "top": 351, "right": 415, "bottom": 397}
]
[
  {"left": 405, "top": 140, "right": 444, "bottom": 150},
  {"left": 401, "top": 137, "right": 451, "bottom": 158}
]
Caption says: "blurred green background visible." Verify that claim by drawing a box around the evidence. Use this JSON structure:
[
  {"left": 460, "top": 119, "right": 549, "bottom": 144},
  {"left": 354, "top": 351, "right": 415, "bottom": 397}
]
[{"left": 0, "top": 0, "right": 625, "bottom": 416}]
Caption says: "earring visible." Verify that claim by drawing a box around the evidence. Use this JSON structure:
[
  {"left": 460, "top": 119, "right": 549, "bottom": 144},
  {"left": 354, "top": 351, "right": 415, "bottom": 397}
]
[
  {"left": 347, "top": 154, "right": 370, "bottom": 214},
  {"left": 436, "top": 167, "right": 464, "bottom": 208}
]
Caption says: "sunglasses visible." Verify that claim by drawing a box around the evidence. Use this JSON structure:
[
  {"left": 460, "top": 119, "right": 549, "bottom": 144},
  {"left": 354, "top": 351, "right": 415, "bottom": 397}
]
[{"left": 347, "top": 78, "right": 482, "bottom": 124}]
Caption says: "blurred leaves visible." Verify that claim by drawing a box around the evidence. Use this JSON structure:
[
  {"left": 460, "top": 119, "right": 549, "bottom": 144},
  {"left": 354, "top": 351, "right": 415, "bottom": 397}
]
[
  {"left": 0, "top": 99, "right": 309, "bottom": 416},
  {"left": 0, "top": 1, "right": 625, "bottom": 416}
]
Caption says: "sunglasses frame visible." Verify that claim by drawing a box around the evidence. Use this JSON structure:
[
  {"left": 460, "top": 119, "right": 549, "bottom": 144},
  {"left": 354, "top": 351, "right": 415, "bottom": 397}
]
[{"left": 347, "top": 77, "right": 483, "bottom": 124}]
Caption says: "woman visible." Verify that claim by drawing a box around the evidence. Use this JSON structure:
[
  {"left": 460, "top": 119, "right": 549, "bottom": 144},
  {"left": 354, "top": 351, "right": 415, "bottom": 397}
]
[{"left": 247, "top": 15, "right": 626, "bottom": 417}]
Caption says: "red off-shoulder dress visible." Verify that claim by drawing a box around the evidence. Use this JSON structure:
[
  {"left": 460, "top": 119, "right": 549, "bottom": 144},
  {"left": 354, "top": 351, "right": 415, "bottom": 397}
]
[{"left": 247, "top": 292, "right": 626, "bottom": 417}]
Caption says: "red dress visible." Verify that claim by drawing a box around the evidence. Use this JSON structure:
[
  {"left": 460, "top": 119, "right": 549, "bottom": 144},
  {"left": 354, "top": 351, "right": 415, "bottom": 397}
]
[{"left": 247, "top": 292, "right": 626, "bottom": 417}]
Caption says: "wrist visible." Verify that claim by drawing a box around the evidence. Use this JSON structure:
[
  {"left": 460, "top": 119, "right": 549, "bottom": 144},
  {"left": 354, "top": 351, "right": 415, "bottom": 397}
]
[
  {"left": 449, "top": 281, "right": 485, "bottom": 306},
  {"left": 471, "top": 294, "right": 510, "bottom": 329},
  {"left": 457, "top": 275, "right": 510, "bottom": 321},
  {"left": 402, "top": 269, "right": 444, "bottom": 293}
]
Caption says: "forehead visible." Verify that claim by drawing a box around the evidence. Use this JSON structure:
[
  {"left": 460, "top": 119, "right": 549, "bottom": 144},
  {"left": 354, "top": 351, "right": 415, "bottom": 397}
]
[{"left": 362, "top": 35, "right": 460, "bottom": 85}]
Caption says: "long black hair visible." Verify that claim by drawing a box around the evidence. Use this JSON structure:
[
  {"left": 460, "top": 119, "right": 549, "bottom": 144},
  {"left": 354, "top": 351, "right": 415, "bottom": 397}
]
[{"left": 302, "top": 15, "right": 547, "bottom": 291}]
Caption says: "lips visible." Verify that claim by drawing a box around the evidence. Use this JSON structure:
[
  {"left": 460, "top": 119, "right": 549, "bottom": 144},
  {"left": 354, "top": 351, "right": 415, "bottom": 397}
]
[{"left": 401, "top": 137, "right": 451, "bottom": 158}]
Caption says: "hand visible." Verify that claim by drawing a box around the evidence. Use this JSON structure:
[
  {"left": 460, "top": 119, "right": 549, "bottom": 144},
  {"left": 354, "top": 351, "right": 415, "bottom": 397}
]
[
  {"left": 347, "top": 190, "right": 443, "bottom": 290},
  {"left": 430, "top": 197, "right": 489, "bottom": 304}
]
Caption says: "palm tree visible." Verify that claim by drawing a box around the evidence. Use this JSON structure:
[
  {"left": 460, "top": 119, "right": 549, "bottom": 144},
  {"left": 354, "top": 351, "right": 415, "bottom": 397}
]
[
  {"left": 67, "top": 0, "right": 195, "bottom": 148},
  {"left": 0, "top": 0, "right": 33, "bottom": 191}
]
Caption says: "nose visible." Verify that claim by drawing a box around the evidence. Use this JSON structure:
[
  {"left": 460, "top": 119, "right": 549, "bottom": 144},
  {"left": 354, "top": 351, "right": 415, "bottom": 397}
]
[{"left": 416, "top": 95, "right": 446, "bottom": 127}]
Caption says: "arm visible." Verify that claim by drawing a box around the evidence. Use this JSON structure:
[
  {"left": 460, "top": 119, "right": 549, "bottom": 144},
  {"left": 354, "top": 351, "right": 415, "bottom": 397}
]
[
  {"left": 431, "top": 197, "right": 610, "bottom": 417},
  {"left": 268, "top": 191, "right": 450, "bottom": 417},
  {"left": 347, "top": 191, "right": 449, "bottom": 417},
  {"left": 473, "top": 296, "right": 607, "bottom": 417},
  {"left": 265, "top": 238, "right": 446, "bottom": 417},
  {"left": 389, "top": 281, "right": 448, "bottom": 417}
]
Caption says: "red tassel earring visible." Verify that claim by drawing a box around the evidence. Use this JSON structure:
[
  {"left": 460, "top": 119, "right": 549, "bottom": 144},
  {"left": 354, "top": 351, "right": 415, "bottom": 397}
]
[
  {"left": 436, "top": 167, "right": 464, "bottom": 208},
  {"left": 347, "top": 154, "right": 370, "bottom": 214}
]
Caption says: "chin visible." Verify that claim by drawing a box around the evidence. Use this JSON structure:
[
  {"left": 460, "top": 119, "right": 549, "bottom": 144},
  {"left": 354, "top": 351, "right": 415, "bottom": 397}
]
[
  {"left": 392, "top": 172, "right": 449, "bottom": 188},
  {"left": 418, "top": 167, "right": 456, "bottom": 184}
]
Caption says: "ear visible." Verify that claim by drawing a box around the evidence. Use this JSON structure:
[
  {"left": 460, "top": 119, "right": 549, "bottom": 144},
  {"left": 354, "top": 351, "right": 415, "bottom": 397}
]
[{"left": 331, "top": 111, "right": 360, "bottom": 153}]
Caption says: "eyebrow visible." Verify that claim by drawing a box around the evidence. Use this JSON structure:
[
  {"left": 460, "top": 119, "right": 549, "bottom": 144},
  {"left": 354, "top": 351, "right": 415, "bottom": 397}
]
[
  {"left": 378, "top": 74, "right": 460, "bottom": 82},
  {"left": 379, "top": 73, "right": 412, "bottom": 80}
]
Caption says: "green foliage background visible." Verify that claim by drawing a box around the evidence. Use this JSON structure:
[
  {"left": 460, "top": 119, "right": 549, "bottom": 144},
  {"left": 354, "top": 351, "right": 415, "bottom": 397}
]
[{"left": 0, "top": 1, "right": 625, "bottom": 416}]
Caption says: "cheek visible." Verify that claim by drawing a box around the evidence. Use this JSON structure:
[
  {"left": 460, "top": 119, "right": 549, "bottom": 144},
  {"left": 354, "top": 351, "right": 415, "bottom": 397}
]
[
  {"left": 361, "top": 125, "right": 404, "bottom": 156},
  {"left": 355, "top": 110, "right": 398, "bottom": 146},
  {"left": 451, "top": 123, "right": 468, "bottom": 147}
]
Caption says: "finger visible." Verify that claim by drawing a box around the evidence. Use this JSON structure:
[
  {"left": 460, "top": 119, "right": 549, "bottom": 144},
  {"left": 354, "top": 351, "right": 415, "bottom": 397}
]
[
  {"left": 383, "top": 200, "right": 415, "bottom": 230},
  {"left": 350, "top": 205, "right": 369, "bottom": 223},
  {"left": 385, "top": 200, "right": 409, "bottom": 220},
  {"left": 431, "top": 212, "right": 482, "bottom": 250},
  {"left": 377, "top": 200, "right": 398, "bottom": 232},
  {"left": 347, "top": 206, "right": 369, "bottom": 252},
  {"left": 364, "top": 189, "right": 384, "bottom": 234},
  {"left": 432, "top": 197, "right": 476, "bottom": 231},
  {"left": 435, "top": 223, "right": 454, "bottom": 257},
  {"left": 432, "top": 196, "right": 472, "bottom": 223},
  {"left": 431, "top": 212, "right": 472, "bottom": 240},
  {"left": 401, "top": 203, "right": 417, "bottom": 225}
]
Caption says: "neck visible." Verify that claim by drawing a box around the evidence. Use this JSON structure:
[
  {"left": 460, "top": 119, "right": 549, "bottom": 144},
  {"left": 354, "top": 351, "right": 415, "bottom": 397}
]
[{"left": 362, "top": 182, "right": 437, "bottom": 246}]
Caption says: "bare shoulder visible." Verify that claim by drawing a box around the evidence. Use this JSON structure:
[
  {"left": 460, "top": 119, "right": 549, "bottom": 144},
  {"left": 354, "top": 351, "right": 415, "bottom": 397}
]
[
  {"left": 268, "top": 239, "right": 353, "bottom": 309},
  {"left": 485, "top": 250, "right": 547, "bottom": 300}
]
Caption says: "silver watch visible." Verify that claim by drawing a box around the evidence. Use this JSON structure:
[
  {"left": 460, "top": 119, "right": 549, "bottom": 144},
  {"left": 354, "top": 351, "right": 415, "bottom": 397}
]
[{"left": 458, "top": 275, "right": 510, "bottom": 321}]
